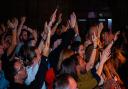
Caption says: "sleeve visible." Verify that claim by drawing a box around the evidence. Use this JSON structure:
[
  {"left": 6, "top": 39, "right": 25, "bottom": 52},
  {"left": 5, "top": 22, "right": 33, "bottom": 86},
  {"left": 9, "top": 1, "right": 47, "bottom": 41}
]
[
  {"left": 28, "top": 56, "right": 48, "bottom": 89},
  {"left": 25, "top": 63, "right": 39, "bottom": 85}
]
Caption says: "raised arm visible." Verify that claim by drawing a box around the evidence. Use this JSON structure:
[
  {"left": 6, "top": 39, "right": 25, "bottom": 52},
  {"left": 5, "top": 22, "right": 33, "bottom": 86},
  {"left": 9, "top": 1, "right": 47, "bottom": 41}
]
[
  {"left": 51, "top": 13, "right": 62, "bottom": 36},
  {"left": 38, "top": 21, "right": 48, "bottom": 53},
  {"left": 96, "top": 43, "right": 111, "bottom": 76},
  {"left": 32, "top": 22, "right": 51, "bottom": 66},
  {"left": 48, "top": 9, "right": 57, "bottom": 27},
  {"left": 31, "top": 29, "right": 37, "bottom": 47},
  {"left": 97, "top": 22, "right": 104, "bottom": 38},
  {"left": 17, "top": 16, "right": 26, "bottom": 41},
  {"left": 86, "top": 32, "right": 98, "bottom": 71},
  {"left": 42, "top": 22, "right": 51, "bottom": 57},
  {"left": 7, "top": 18, "right": 18, "bottom": 56},
  {"left": 96, "top": 31, "right": 120, "bottom": 76},
  {"left": 69, "top": 12, "right": 76, "bottom": 29}
]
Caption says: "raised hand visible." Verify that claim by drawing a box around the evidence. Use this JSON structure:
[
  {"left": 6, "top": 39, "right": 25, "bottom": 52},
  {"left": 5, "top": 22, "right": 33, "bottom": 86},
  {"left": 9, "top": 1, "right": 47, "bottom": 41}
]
[
  {"left": 100, "top": 43, "right": 111, "bottom": 63},
  {"left": 69, "top": 12, "right": 76, "bottom": 28},
  {"left": 41, "top": 21, "right": 48, "bottom": 40},
  {"left": 113, "top": 31, "right": 120, "bottom": 41},
  {"left": 43, "top": 22, "right": 51, "bottom": 57},
  {"left": 51, "top": 9, "right": 57, "bottom": 22},
  {"left": 49, "top": 9, "right": 57, "bottom": 27},
  {"left": 12, "top": 18, "right": 18, "bottom": 28},
  {"left": 20, "top": 16, "right": 26, "bottom": 24},
  {"left": 7, "top": 18, "right": 18, "bottom": 29},
  {"left": 97, "top": 22, "right": 104, "bottom": 38},
  {"left": 7, "top": 20, "right": 14, "bottom": 29},
  {"left": 92, "top": 32, "right": 99, "bottom": 48}
]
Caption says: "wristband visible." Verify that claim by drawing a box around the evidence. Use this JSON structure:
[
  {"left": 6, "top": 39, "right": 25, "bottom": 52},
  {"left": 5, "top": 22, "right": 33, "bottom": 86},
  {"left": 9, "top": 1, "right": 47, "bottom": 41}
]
[{"left": 93, "top": 46, "right": 98, "bottom": 49}]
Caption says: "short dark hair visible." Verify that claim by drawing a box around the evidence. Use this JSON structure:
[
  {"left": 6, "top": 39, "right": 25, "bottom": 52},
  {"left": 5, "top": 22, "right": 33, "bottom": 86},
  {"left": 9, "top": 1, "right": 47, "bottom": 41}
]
[
  {"left": 60, "top": 55, "right": 79, "bottom": 81},
  {"left": 71, "top": 41, "right": 83, "bottom": 52},
  {"left": 54, "top": 74, "right": 72, "bottom": 89}
]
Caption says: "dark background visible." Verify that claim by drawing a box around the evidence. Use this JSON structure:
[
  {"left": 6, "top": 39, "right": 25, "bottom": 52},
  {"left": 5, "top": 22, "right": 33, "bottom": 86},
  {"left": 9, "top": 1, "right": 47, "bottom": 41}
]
[{"left": 0, "top": 0, "right": 127, "bottom": 30}]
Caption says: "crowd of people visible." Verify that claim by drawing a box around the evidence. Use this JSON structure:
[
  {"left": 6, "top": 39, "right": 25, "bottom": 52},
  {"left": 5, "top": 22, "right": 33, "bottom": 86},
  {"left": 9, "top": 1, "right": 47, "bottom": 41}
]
[{"left": 0, "top": 9, "right": 128, "bottom": 89}]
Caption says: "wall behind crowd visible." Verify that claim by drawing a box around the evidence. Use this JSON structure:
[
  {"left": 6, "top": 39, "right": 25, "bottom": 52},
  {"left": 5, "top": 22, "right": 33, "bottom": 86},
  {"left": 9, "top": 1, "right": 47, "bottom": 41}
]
[{"left": 0, "top": 0, "right": 127, "bottom": 31}]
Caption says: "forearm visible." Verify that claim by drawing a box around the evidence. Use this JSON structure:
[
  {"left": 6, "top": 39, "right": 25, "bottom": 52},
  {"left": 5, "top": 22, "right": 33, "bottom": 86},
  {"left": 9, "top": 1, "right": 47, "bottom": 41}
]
[
  {"left": 86, "top": 48, "right": 97, "bottom": 71},
  {"left": 12, "top": 28, "right": 17, "bottom": 45},
  {"left": 74, "top": 22, "right": 79, "bottom": 35},
  {"left": 51, "top": 23, "right": 58, "bottom": 36},
  {"left": 7, "top": 28, "right": 17, "bottom": 56},
  {"left": 17, "top": 22, "right": 24, "bottom": 38},
  {"left": 38, "top": 39, "right": 44, "bottom": 53},
  {"left": 96, "top": 62, "right": 104, "bottom": 76},
  {"left": 29, "top": 56, "right": 48, "bottom": 89}
]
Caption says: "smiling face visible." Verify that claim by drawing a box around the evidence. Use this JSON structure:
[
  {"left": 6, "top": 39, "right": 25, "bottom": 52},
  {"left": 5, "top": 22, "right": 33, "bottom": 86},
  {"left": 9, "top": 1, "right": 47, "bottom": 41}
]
[
  {"left": 78, "top": 44, "right": 85, "bottom": 59},
  {"left": 14, "top": 60, "right": 27, "bottom": 81},
  {"left": 22, "top": 30, "right": 28, "bottom": 41}
]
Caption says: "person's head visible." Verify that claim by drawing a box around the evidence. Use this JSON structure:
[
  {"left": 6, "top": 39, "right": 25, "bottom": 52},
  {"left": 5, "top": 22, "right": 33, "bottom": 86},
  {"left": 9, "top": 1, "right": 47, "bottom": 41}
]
[
  {"left": 9, "top": 58, "right": 27, "bottom": 84},
  {"left": 18, "top": 44, "right": 36, "bottom": 66},
  {"left": 20, "top": 30, "right": 30, "bottom": 42},
  {"left": 2, "top": 34, "right": 12, "bottom": 50},
  {"left": 71, "top": 41, "right": 85, "bottom": 58},
  {"left": 60, "top": 54, "right": 86, "bottom": 80},
  {"left": 58, "top": 49, "right": 74, "bottom": 70},
  {"left": 54, "top": 74, "right": 78, "bottom": 89},
  {"left": 60, "top": 55, "right": 78, "bottom": 80}
]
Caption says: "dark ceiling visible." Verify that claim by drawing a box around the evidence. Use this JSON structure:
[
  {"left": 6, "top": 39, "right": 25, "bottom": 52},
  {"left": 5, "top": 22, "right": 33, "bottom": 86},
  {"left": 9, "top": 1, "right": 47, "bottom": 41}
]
[
  {"left": 0, "top": 0, "right": 127, "bottom": 29},
  {"left": 0, "top": 0, "right": 112, "bottom": 16}
]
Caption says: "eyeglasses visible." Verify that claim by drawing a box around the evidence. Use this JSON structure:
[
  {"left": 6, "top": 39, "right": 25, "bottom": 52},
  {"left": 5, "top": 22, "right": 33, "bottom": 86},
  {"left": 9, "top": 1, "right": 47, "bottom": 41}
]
[
  {"left": 14, "top": 59, "right": 25, "bottom": 75},
  {"left": 15, "top": 65, "right": 25, "bottom": 75},
  {"left": 17, "top": 65, "right": 25, "bottom": 72}
]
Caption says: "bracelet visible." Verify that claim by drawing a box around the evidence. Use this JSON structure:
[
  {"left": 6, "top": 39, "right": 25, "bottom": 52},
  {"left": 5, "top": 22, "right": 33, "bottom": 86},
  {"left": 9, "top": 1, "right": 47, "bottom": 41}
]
[{"left": 93, "top": 46, "right": 98, "bottom": 49}]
